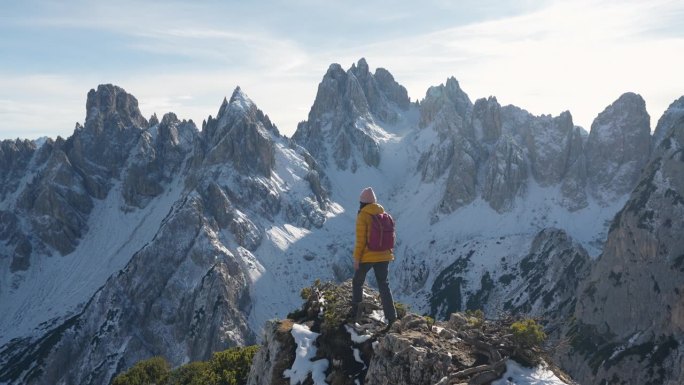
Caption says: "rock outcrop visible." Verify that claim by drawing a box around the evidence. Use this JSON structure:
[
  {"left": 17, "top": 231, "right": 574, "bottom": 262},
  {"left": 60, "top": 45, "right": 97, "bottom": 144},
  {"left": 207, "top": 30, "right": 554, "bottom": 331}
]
[
  {"left": 418, "top": 77, "right": 475, "bottom": 184},
  {"left": 247, "top": 281, "right": 573, "bottom": 385},
  {"left": 653, "top": 96, "right": 684, "bottom": 150},
  {"left": 0, "top": 139, "right": 37, "bottom": 201},
  {"left": 123, "top": 112, "right": 195, "bottom": 208},
  {"left": 17, "top": 139, "right": 93, "bottom": 256},
  {"left": 472, "top": 96, "right": 502, "bottom": 144},
  {"left": 69, "top": 84, "right": 147, "bottom": 199},
  {"left": 500, "top": 229, "right": 592, "bottom": 323},
  {"left": 481, "top": 136, "right": 528, "bottom": 212}
]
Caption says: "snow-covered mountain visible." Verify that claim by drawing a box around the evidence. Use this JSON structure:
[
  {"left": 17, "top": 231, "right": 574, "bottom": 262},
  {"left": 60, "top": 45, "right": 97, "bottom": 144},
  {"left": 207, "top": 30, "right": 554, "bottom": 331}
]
[
  {"left": 0, "top": 85, "right": 332, "bottom": 384},
  {"left": 1, "top": 59, "right": 682, "bottom": 385}
]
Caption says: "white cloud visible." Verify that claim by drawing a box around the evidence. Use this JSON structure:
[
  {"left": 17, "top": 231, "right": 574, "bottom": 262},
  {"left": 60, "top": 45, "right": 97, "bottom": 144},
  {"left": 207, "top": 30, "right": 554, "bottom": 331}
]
[
  {"left": 334, "top": 0, "right": 684, "bottom": 130},
  {"left": 1, "top": 0, "right": 682, "bottom": 139},
  {"left": 0, "top": 74, "right": 89, "bottom": 139}
]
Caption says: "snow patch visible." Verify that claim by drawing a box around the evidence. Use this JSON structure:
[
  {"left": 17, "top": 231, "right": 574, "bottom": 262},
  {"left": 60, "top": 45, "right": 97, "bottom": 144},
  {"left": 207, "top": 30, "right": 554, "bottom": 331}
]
[
  {"left": 369, "top": 310, "right": 387, "bottom": 324},
  {"left": 352, "top": 347, "right": 366, "bottom": 369},
  {"left": 345, "top": 324, "right": 371, "bottom": 343},
  {"left": 492, "top": 360, "right": 568, "bottom": 385},
  {"left": 283, "top": 323, "right": 329, "bottom": 385}
]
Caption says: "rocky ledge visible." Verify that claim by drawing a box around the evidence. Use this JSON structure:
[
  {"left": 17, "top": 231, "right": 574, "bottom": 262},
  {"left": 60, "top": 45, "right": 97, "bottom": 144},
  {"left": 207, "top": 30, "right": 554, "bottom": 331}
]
[{"left": 247, "top": 281, "right": 574, "bottom": 385}]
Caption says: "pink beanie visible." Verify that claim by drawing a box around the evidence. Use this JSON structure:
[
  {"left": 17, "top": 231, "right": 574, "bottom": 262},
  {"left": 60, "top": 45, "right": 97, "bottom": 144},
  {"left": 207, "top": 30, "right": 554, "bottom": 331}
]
[{"left": 359, "top": 187, "right": 377, "bottom": 203}]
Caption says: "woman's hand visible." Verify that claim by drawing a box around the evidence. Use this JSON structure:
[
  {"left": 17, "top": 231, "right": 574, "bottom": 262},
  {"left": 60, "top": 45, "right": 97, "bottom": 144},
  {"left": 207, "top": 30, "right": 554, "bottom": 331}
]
[{"left": 354, "top": 259, "right": 360, "bottom": 271}]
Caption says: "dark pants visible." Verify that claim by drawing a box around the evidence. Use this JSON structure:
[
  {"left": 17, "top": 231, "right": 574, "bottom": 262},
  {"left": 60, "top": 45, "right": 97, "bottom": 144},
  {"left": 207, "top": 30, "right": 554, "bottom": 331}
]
[{"left": 352, "top": 261, "right": 397, "bottom": 322}]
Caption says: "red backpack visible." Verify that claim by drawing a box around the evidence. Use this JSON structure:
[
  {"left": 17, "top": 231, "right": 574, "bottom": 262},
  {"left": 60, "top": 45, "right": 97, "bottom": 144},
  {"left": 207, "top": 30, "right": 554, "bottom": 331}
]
[{"left": 367, "top": 212, "right": 395, "bottom": 251}]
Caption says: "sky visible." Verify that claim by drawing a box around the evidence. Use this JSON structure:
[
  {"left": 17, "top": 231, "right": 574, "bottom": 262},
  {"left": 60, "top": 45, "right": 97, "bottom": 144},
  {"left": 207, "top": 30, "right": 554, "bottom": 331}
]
[{"left": 1, "top": 0, "right": 683, "bottom": 140}]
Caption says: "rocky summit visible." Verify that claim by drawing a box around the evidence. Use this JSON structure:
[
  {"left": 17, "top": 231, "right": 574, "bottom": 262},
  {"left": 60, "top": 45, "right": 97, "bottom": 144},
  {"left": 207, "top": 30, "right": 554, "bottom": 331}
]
[
  {"left": 248, "top": 281, "right": 573, "bottom": 385},
  {"left": 1, "top": 58, "right": 684, "bottom": 385}
]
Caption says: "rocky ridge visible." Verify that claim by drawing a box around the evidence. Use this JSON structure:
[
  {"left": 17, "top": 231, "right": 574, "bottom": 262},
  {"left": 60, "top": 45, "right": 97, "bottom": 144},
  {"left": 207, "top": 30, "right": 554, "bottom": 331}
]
[
  {"left": 0, "top": 84, "right": 330, "bottom": 385},
  {"left": 295, "top": 61, "right": 651, "bottom": 215},
  {"left": 247, "top": 281, "right": 573, "bottom": 385}
]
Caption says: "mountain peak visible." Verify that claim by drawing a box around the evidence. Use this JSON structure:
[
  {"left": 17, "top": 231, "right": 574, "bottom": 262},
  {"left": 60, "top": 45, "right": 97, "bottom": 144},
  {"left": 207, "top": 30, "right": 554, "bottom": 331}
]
[
  {"left": 420, "top": 76, "right": 473, "bottom": 130},
  {"left": 351, "top": 57, "right": 370, "bottom": 74},
  {"left": 228, "top": 86, "right": 254, "bottom": 111},
  {"left": 653, "top": 95, "right": 684, "bottom": 149},
  {"left": 84, "top": 84, "right": 147, "bottom": 130},
  {"left": 215, "top": 87, "right": 256, "bottom": 122},
  {"left": 593, "top": 92, "right": 649, "bottom": 131},
  {"left": 445, "top": 76, "right": 461, "bottom": 89},
  {"left": 615, "top": 91, "right": 644, "bottom": 103},
  {"left": 325, "top": 63, "right": 345, "bottom": 78},
  {"left": 586, "top": 91, "right": 651, "bottom": 202}
]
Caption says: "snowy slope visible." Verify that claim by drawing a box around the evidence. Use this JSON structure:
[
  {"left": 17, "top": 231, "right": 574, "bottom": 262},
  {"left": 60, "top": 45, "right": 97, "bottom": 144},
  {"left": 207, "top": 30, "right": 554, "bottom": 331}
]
[{"left": 287, "top": 98, "right": 617, "bottom": 307}]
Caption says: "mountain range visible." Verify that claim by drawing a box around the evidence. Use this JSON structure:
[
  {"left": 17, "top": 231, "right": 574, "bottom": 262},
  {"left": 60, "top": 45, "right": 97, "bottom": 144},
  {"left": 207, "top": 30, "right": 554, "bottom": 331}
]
[{"left": 1, "top": 58, "right": 683, "bottom": 385}]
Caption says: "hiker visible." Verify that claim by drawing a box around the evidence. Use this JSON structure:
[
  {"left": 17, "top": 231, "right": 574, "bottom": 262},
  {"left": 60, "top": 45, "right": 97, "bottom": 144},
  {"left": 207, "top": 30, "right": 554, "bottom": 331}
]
[{"left": 351, "top": 187, "right": 397, "bottom": 324}]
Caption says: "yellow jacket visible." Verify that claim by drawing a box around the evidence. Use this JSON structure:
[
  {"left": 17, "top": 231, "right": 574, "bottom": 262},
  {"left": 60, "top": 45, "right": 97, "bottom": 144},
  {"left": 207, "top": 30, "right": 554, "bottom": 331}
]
[{"left": 353, "top": 203, "right": 394, "bottom": 263}]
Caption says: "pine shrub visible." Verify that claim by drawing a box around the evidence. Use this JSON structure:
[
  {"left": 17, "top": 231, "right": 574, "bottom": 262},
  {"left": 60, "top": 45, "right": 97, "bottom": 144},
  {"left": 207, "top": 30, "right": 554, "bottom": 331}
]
[
  {"left": 510, "top": 318, "right": 547, "bottom": 349},
  {"left": 111, "top": 346, "right": 259, "bottom": 385},
  {"left": 112, "top": 356, "right": 170, "bottom": 385}
]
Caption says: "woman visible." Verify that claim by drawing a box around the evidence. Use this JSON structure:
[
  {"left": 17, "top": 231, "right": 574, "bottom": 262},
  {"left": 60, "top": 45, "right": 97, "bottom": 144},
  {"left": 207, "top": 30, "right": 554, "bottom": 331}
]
[{"left": 351, "top": 187, "right": 397, "bottom": 324}]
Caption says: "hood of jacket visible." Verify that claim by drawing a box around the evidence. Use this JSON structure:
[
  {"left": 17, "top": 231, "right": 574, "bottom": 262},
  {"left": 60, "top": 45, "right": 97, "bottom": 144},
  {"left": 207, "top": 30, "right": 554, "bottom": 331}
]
[{"left": 360, "top": 203, "right": 385, "bottom": 216}]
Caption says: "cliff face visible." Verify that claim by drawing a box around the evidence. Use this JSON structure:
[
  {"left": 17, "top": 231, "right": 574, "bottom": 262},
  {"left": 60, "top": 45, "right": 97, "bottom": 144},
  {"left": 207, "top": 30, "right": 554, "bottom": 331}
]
[
  {"left": 556, "top": 106, "right": 684, "bottom": 385},
  {"left": 585, "top": 92, "right": 652, "bottom": 204}
]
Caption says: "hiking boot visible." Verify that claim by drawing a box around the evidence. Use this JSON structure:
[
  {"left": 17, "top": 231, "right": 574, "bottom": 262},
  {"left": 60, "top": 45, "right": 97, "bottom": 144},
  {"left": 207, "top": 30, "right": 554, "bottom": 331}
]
[
  {"left": 346, "top": 304, "right": 359, "bottom": 321},
  {"left": 381, "top": 318, "right": 396, "bottom": 333}
]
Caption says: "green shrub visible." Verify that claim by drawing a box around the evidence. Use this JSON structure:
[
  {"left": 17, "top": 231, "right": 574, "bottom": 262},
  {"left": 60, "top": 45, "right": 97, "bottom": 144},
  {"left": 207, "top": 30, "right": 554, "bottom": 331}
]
[
  {"left": 286, "top": 308, "right": 307, "bottom": 320},
  {"left": 112, "top": 356, "right": 171, "bottom": 385},
  {"left": 424, "top": 315, "right": 435, "bottom": 329},
  {"left": 210, "top": 345, "right": 259, "bottom": 385},
  {"left": 510, "top": 319, "right": 547, "bottom": 348},
  {"left": 394, "top": 301, "right": 409, "bottom": 319},
  {"left": 322, "top": 288, "right": 346, "bottom": 333},
  {"left": 465, "top": 309, "right": 485, "bottom": 328},
  {"left": 300, "top": 286, "right": 312, "bottom": 300},
  {"left": 168, "top": 361, "right": 215, "bottom": 385},
  {"left": 112, "top": 346, "right": 259, "bottom": 385},
  {"left": 465, "top": 309, "right": 484, "bottom": 320}
]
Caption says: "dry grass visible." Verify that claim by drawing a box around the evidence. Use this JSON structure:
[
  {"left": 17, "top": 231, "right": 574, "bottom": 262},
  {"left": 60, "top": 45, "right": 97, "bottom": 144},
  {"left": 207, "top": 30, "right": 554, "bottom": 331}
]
[{"left": 278, "top": 319, "right": 294, "bottom": 333}]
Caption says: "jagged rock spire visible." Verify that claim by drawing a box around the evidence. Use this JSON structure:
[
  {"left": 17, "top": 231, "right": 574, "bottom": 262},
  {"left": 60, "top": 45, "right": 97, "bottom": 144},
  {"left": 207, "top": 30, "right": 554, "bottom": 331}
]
[
  {"left": 653, "top": 96, "right": 684, "bottom": 150},
  {"left": 293, "top": 58, "right": 409, "bottom": 171},
  {"left": 586, "top": 92, "right": 651, "bottom": 203},
  {"left": 201, "top": 86, "right": 277, "bottom": 176}
]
